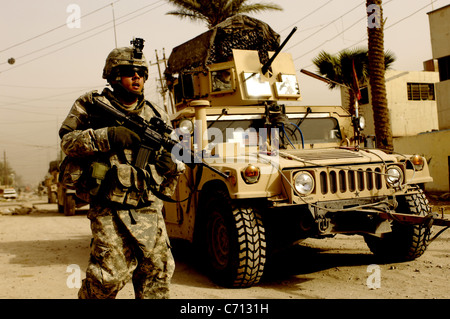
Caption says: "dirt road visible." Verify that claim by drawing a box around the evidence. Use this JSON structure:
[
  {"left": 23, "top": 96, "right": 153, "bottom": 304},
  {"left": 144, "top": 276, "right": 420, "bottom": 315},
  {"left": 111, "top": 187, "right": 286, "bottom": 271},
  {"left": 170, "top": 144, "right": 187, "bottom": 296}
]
[{"left": 0, "top": 194, "right": 449, "bottom": 299}]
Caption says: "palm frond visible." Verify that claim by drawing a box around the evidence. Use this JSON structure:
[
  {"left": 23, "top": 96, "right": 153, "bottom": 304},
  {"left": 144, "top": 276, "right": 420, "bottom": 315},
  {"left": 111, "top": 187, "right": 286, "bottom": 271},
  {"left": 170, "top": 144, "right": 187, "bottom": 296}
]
[{"left": 165, "top": 0, "right": 283, "bottom": 28}]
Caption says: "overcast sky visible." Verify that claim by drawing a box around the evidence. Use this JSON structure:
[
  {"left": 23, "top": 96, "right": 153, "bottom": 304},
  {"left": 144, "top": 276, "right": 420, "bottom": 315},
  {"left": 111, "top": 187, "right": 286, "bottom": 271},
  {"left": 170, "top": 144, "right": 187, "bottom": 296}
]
[{"left": 0, "top": 0, "right": 446, "bottom": 186}]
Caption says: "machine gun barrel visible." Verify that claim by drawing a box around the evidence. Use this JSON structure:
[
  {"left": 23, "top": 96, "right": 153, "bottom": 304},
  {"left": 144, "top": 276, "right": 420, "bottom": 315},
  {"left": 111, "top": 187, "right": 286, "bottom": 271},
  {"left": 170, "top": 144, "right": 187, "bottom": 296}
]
[
  {"left": 261, "top": 26, "right": 297, "bottom": 75},
  {"left": 93, "top": 98, "right": 228, "bottom": 178}
]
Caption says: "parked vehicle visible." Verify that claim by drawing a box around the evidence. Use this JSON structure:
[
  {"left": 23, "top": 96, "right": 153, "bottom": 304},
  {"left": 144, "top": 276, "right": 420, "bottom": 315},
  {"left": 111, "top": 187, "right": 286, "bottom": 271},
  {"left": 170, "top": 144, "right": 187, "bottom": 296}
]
[
  {"left": 2, "top": 188, "right": 18, "bottom": 199},
  {"left": 46, "top": 159, "right": 88, "bottom": 216},
  {"left": 160, "top": 15, "right": 445, "bottom": 288}
]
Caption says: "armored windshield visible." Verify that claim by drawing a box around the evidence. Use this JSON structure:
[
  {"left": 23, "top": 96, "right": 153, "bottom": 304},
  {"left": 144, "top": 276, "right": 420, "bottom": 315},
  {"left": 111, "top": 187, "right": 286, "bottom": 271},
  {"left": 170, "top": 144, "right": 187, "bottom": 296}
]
[{"left": 206, "top": 115, "right": 341, "bottom": 147}]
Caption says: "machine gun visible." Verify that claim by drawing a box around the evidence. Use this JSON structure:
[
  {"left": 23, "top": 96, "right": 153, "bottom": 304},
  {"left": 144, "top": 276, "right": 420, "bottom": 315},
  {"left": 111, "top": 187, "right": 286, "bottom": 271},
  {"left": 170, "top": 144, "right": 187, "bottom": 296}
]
[
  {"left": 261, "top": 26, "right": 297, "bottom": 75},
  {"left": 93, "top": 97, "right": 228, "bottom": 178},
  {"left": 245, "top": 26, "right": 297, "bottom": 82}
]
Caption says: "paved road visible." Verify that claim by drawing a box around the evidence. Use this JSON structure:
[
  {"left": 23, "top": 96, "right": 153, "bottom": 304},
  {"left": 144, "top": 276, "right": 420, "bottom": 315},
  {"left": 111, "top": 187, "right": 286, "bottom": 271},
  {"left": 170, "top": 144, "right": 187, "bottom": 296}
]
[{"left": 1, "top": 195, "right": 449, "bottom": 300}]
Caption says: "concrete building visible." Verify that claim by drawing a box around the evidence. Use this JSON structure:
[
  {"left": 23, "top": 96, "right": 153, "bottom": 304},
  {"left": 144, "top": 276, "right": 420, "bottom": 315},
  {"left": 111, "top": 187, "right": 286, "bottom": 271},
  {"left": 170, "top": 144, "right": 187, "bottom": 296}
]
[
  {"left": 393, "top": 5, "right": 450, "bottom": 192},
  {"left": 341, "top": 70, "right": 440, "bottom": 137},
  {"left": 339, "top": 4, "right": 450, "bottom": 192},
  {"left": 428, "top": 4, "right": 450, "bottom": 130}
]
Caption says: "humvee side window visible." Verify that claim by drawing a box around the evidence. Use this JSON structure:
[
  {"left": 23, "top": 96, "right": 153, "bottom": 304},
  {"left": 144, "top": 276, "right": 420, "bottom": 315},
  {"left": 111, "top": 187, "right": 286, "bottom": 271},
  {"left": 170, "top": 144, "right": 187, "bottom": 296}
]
[{"left": 211, "top": 68, "right": 234, "bottom": 94}]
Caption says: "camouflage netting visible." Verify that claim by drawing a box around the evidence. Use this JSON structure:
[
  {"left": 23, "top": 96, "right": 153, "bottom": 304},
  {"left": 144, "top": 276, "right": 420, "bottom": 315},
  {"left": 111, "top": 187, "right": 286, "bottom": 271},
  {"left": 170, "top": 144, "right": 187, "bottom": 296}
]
[{"left": 165, "top": 15, "right": 280, "bottom": 76}]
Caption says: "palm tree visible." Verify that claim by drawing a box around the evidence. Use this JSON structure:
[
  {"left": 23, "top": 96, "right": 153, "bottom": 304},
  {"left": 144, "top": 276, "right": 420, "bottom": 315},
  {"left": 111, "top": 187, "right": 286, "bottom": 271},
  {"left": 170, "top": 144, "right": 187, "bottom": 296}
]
[
  {"left": 366, "top": 0, "right": 393, "bottom": 152},
  {"left": 312, "top": 47, "right": 395, "bottom": 115},
  {"left": 165, "top": 0, "right": 282, "bottom": 28}
]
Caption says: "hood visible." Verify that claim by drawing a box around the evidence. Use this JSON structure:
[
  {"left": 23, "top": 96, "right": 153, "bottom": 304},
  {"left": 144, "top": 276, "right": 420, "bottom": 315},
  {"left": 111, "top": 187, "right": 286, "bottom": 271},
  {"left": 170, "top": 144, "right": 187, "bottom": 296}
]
[{"left": 274, "top": 148, "right": 397, "bottom": 169}]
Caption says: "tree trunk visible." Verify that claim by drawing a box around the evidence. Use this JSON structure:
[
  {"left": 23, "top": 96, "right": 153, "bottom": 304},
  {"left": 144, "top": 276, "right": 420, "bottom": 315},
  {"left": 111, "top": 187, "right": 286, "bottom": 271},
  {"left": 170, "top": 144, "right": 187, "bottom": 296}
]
[{"left": 366, "top": 0, "right": 393, "bottom": 152}]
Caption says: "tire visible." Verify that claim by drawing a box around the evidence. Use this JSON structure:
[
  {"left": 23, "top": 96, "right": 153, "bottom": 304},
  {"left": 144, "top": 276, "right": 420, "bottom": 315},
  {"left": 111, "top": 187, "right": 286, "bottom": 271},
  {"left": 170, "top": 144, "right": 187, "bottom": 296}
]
[
  {"left": 64, "top": 194, "right": 76, "bottom": 216},
  {"left": 202, "top": 190, "right": 266, "bottom": 288},
  {"left": 364, "top": 189, "right": 432, "bottom": 261}
]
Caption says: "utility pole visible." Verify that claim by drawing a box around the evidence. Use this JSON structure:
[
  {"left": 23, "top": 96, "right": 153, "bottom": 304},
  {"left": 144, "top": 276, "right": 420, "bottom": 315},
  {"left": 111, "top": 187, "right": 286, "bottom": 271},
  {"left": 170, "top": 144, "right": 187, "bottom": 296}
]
[
  {"left": 3, "top": 150, "right": 7, "bottom": 187},
  {"left": 151, "top": 49, "right": 174, "bottom": 114},
  {"left": 162, "top": 49, "right": 175, "bottom": 114}
]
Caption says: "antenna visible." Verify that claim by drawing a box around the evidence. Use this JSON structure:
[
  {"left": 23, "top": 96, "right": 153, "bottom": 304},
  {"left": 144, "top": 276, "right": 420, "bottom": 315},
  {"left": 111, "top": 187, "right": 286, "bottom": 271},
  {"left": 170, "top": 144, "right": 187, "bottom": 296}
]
[{"left": 111, "top": 3, "right": 118, "bottom": 48}]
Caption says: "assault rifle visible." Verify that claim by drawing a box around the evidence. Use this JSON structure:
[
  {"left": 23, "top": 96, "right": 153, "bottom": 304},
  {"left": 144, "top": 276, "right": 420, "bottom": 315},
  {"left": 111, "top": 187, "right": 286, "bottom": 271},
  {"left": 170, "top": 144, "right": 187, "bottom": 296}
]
[{"left": 93, "top": 97, "right": 228, "bottom": 178}]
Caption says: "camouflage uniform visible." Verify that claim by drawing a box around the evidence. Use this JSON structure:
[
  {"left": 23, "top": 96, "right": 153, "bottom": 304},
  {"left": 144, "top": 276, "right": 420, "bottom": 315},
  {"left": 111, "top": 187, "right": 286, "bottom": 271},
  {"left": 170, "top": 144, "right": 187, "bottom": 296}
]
[{"left": 60, "top": 86, "right": 182, "bottom": 299}]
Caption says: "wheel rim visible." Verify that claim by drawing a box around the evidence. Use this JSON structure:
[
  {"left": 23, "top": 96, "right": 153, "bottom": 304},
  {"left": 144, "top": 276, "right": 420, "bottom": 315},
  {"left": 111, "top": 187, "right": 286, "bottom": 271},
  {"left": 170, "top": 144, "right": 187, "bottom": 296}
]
[{"left": 208, "top": 211, "right": 230, "bottom": 270}]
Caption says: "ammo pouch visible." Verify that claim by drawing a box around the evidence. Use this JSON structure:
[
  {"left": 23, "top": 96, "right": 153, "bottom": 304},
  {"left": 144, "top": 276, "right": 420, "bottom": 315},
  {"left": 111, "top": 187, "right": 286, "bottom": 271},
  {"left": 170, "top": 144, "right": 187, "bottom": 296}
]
[
  {"left": 59, "top": 156, "right": 91, "bottom": 202},
  {"left": 59, "top": 156, "right": 110, "bottom": 203},
  {"left": 105, "top": 164, "right": 146, "bottom": 207},
  {"left": 89, "top": 162, "right": 110, "bottom": 196}
]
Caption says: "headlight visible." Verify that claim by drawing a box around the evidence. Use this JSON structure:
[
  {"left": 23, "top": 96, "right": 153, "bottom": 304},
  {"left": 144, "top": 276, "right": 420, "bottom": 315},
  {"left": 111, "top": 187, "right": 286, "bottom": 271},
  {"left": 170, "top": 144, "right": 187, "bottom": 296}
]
[
  {"left": 241, "top": 164, "right": 260, "bottom": 184},
  {"left": 385, "top": 166, "right": 404, "bottom": 188},
  {"left": 294, "top": 171, "right": 315, "bottom": 196},
  {"left": 178, "top": 118, "right": 194, "bottom": 135},
  {"left": 410, "top": 154, "right": 424, "bottom": 171},
  {"left": 359, "top": 116, "right": 366, "bottom": 130}
]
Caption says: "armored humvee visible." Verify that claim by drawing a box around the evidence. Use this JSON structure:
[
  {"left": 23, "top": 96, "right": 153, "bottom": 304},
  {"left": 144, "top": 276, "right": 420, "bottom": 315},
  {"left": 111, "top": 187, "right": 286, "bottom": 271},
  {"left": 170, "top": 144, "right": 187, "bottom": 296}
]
[{"left": 162, "top": 15, "right": 436, "bottom": 288}]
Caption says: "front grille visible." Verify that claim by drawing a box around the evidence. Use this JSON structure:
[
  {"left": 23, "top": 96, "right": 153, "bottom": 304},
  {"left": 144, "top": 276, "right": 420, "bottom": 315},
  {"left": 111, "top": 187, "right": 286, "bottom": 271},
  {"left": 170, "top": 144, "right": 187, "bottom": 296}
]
[
  {"left": 318, "top": 167, "right": 383, "bottom": 195},
  {"left": 287, "top": 165, "right": 390, "bottom": 204}
]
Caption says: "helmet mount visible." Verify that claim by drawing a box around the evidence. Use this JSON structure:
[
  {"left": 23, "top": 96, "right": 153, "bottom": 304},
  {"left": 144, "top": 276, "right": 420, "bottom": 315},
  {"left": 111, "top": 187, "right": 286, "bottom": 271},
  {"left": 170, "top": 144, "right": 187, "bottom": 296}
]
[
  {"left": 102, "top": 37, "right": 149, "bottom": 81},
  {"left": 131, "top": 37, "right": 144, "bottom": 59}
]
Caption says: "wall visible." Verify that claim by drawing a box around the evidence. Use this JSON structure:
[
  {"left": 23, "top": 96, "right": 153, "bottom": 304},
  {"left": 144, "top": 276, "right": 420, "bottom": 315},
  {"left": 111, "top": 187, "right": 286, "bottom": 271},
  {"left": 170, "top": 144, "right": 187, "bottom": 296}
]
[
  {"left": 428, "top": 5, "right": 450, "bottom": 60},
  {"left": 428, "top": 5, "right": 450, "bottom": 131},
  {"left": 394, "top": 130, "right": 450, "bottom": 192},
  {"left": 436, "top": 79, "right": 450, "bottom": 130},
  {"left": 341, "top": 70, "right": 439, "bottom": 137}
]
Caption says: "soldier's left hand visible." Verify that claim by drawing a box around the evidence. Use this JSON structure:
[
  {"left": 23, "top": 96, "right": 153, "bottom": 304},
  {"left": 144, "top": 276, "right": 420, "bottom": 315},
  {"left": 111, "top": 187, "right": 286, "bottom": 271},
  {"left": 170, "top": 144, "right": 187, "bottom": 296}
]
[{"left": 155, "top": 149, "right": 177, "bottom": 175}]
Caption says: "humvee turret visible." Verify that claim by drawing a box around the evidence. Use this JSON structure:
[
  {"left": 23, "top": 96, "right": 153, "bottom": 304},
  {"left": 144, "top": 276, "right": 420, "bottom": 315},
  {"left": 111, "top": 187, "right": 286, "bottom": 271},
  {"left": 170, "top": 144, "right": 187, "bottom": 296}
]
[{"left": 162, "top": 15, "right": 436, "bottom": 288}]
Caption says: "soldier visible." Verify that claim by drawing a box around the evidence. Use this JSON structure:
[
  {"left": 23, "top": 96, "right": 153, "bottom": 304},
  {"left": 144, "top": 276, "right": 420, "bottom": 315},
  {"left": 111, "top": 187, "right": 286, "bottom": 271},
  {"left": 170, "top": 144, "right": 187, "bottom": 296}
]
[
  {"left": 212, "top": 69, "right": 232, "bottom": 92},
  {"left": 59, "top": 39, "right": 184, "bottom": 299}
]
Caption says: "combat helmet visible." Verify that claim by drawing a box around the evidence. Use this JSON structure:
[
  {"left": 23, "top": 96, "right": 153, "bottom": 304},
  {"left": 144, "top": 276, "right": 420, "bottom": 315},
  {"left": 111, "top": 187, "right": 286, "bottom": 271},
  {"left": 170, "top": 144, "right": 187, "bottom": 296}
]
[{"left": 102, "top": 38, "right": 149, "bottom": 81}]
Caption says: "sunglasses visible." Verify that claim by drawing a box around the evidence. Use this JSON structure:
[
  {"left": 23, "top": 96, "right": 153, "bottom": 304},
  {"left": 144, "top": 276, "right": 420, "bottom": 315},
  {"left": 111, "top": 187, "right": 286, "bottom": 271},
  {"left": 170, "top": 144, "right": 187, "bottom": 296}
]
[{"left": 118, "top": 66, "right": 147, "bottom": 78}]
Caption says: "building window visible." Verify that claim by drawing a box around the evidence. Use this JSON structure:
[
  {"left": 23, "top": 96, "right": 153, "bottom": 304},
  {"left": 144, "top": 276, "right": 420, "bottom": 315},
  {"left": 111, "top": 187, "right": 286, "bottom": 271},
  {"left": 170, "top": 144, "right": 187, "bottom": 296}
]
[
  {"left": 407, "top": 83, "right": 435, "bottom": 101},
  {"left": 438, "top": 55, "right": 450, "bottom": 82}
]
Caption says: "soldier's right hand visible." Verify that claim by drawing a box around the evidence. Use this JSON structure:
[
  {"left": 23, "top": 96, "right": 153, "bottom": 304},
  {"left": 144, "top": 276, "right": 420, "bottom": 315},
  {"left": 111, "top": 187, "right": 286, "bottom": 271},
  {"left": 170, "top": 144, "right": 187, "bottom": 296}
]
[{"left": 107, "top": 126, "right": 141, "bottom": 150}]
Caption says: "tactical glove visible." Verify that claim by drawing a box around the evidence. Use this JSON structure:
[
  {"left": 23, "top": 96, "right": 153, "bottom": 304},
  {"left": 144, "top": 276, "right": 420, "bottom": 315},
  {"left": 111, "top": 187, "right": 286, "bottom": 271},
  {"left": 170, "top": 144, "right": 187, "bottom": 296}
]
[
  {"left": 107, "top": 126, "right": 141, "bottom": 150},
  {"left": 155, "top": 149, "right": 177, "bottom": 175}
]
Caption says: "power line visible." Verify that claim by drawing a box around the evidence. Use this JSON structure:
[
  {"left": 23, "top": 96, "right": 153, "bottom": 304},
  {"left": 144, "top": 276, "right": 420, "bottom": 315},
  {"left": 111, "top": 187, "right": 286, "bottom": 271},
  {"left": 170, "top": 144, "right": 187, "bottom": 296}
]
[
  {"left": 0, "top": 22, "right": 114, "bottom": 69},
  {"left": 285, "top": 1, "right": 366, "bottom": 52},
  {"left": 0, "top": 83, "right": 104, "bottom": 89},
  {"left": 0, "top": 1, "right": 121, "bottom": 54},
  {"left": 0, "top": 0, "right": 166, "bottom": 72},
  {"left": 0, "top": 86, "right": 97, "bottom": 106},
  {"left": 293, "top": 0, "right": 395, "bottom": 62},
  {"left": 384, "top": 0, "right": 437, "bottom": 31},
  {"left": 279, "top": 0, "right": 335, "bottom": 34},
  {"left": 299, "top": 0, "right": 437, "bottom": 69},
  {"left": 293, "top": 15, "right": 366, "bottom": 62},
  {"left": 0, "top": 120, "right": 55, "bottom": 125}
]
